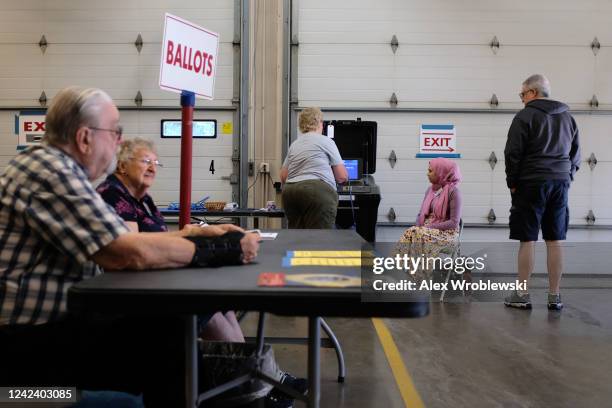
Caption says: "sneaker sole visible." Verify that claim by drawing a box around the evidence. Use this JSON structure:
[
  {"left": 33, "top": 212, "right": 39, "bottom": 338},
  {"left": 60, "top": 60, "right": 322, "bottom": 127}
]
[{"left": 504, "top": 301, "right": 532, "bottom": 310}]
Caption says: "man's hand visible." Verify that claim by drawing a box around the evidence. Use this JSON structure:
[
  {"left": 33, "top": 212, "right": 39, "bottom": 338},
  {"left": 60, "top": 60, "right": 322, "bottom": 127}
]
[
  {"left": 216, "top": 224, "right": 245, "bottom": 234},
  {"left": 182, "top": 223, "right": 244, "bottom": 238},
  {"left": 240, "top": 233, "right": 259, "bottom": 264}
]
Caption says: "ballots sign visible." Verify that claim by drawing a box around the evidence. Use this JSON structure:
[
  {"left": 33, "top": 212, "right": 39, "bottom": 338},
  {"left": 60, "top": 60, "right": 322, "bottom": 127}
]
[
  {"left": 159, "top": 13, "right": 219, "bottom": 100},
  {"left": 16, "top": 113, "right": 46, "bottom": 149},
  {"left": 417, "top": 124, "right": 460, "bottom": 158}
]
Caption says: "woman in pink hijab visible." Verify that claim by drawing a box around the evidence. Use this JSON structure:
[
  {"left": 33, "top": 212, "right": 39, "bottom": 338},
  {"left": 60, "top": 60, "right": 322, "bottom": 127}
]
[
  {"left": 397, "top": 158, "right": 463, "bottom": 278},
  {"left": 415, "top": 157, "right": 462, "bottom": 230}
]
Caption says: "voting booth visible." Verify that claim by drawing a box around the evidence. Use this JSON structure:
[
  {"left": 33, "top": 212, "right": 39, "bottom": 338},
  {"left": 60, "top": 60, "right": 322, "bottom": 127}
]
[{"left": 323, "top": 119, "right": 381, "bottom": 242}]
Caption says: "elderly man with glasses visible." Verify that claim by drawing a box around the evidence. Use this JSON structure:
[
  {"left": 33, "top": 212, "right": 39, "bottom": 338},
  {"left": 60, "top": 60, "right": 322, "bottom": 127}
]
[
  {"left": 504, "top": 74, "right": 581, "bottom": 311},
  {"left": 0, "top": 86, "right": 261, "bottom": 407}
]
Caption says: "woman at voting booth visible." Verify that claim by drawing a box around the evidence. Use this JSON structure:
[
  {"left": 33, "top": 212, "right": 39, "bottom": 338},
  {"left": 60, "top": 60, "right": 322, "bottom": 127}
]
[
  {"left": 396, "top": 158, "right": 463, "bottom": 279},
  {"left": 280, "top": 107, "right": 348, "bottom": 228}
]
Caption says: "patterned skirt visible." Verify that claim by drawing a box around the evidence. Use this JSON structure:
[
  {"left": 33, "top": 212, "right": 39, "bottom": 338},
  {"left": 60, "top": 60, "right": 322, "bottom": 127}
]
[{"left": 395, "top": 218, "right": 459, "bottom": 281}]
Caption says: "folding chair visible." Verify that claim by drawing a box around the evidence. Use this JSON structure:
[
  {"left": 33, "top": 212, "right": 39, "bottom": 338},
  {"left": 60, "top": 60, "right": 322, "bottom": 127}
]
[{"left": 240, "top": 313, "right": 346, "bottom": 382}]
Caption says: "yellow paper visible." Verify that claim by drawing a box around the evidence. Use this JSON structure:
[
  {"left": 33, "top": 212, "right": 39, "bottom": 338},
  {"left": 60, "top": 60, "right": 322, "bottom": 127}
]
[
  {"left": 291, "top": 250, "right": 365, "bottom": 258},
  {"left": 289, "top": 257, "right": 362, "bottom": 267},
  {"left": 221, "top": 122, "right": 233, "bottom": 134},
  {"left": 286, "top": 273, "right": 361, "bottom": 288}
]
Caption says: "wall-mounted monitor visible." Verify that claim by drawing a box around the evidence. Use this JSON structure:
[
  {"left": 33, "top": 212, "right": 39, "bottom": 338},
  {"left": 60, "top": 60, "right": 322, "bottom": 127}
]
[{"left": 161, "top": 119, "right": 217, "bottom": 138}]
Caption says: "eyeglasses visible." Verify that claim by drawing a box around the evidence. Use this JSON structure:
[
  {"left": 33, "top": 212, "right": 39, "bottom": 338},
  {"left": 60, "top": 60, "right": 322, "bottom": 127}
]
[
  {"left": 519, "top": 89, "right": 534, "bottom": 99},
  {"left": 130, "top": 157, "right": 164, "bottom": 168},
  {"left": 90, "top": 126, "right": 123, "bottom": 141}
]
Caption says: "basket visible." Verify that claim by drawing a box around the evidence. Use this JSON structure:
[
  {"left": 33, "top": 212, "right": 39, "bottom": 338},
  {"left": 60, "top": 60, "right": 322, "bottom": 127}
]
[{"left": 205, "top": 201, "right": 227, "bottom": 211}]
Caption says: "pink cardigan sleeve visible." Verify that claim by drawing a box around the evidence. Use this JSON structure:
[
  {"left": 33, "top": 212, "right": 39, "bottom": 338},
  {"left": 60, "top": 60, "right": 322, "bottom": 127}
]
[{"left": 427, "top": 188, "right": 462, "bottom": 230}]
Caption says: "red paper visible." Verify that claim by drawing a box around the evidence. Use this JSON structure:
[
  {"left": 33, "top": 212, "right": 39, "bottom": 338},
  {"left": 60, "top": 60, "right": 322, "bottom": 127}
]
[{"left": 257, "top": 272, "right": 286, "bottom": 287}]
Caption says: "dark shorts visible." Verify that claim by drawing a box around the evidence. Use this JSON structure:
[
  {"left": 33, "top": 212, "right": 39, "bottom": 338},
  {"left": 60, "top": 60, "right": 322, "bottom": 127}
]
[{"left": 509, "top": 180, "right": 570, "bottom": 242}]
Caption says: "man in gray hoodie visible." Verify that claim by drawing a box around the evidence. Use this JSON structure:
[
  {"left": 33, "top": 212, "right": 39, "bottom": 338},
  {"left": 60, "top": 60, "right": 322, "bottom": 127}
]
[{"left": 504, "top": 74, "right": 581, "bottom": 311}]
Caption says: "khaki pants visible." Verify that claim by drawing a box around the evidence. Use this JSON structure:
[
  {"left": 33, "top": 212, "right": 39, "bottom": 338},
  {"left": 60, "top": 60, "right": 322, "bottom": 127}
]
[{"left": 282, "top": 179, "right": 338, "bottom": 229}]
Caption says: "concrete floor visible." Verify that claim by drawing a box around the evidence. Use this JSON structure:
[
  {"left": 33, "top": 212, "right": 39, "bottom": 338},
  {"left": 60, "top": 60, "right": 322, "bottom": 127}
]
[
  {"left": 242, "top": 227, "right": 612, "bottom": 408},
  {"left": 244, "top": 281, "right": 612, "bottom": 408},
  {"left": 4, "top": 227, "right": 608, "bottom": 407},
  {"left": 376, "top": 225, "right": 612, "bottom": 243}
]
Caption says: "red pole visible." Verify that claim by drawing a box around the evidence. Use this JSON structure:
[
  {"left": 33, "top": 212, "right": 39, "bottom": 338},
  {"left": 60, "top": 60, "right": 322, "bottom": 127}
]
[{"left": 179, "top": 91, "right": 195, "bottom": 229}]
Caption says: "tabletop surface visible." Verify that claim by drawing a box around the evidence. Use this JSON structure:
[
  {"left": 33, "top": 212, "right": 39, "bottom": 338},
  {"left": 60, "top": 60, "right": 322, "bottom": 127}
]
[
  {"left": 68, "top": 230, "right": 429, "bottom": 318},
  {"left": 159, "top": 208, "right": 285, "bottom": 217}
]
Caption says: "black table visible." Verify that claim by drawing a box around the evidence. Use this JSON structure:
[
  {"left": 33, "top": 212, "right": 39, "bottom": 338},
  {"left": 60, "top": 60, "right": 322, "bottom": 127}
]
[
  {"left": 68, "top": 230, "right": 428, "bottom": 408},
  {"left": 160, "top": 208, "right": 285, "bottom": 228}
]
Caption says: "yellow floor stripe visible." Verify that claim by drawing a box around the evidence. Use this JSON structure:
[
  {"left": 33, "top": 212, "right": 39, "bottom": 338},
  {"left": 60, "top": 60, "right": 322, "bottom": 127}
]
[{"left": 372, "top": 318, "right": 426, "bottom": 408}]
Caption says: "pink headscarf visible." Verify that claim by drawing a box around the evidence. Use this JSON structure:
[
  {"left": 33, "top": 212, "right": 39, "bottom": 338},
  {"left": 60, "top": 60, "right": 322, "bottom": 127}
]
[{"left": 417, "top": 158, "right": 462, "bottom": 226}]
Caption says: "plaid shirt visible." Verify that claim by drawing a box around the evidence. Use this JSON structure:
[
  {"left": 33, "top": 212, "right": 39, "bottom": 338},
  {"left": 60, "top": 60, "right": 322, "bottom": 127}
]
[{"left": 0, "top": 144, "right": 129, "bottom": 326}]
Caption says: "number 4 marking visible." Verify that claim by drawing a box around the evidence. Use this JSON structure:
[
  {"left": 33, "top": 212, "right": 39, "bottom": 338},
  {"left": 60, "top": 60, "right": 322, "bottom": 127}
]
[{"left": 209, "top": 160, "right": 215, "bottom": 174}]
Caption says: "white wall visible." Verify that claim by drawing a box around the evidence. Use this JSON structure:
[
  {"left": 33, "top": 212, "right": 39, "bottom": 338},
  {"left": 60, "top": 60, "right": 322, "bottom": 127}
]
[{"left": 295, "top": 0, "right": 612, "bottom": 225}]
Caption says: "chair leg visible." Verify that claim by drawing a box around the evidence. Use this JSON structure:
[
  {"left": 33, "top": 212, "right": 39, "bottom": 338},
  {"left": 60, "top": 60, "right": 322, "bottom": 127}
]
[
  {"left": 320, "top": 318, "right": 346, "bottom": 383},
  {"left": 440, "top": 269, "right": 452, "bottom": 302},
  {"left": 440, "top": 246, "right": 461, "bottom": 302},
  {"left": 256, "top": 312, "right": 266, "bottom": 356},
  {"left": 235, "top": 311, "right": 248, "bottom": 323}
]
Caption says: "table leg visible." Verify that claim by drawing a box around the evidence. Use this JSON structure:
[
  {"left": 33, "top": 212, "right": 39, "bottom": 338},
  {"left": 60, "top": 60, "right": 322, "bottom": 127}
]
[
  {"left": 185, "top": 315, "right": 198, "bottom": 408},
  {"left": 320, "top": 318, "right": 346, "bottom": 382},
  {"left": 256, "top": 312, "right": 266, "bottom": 356},
  {"left": 308, "top": 316, "right": 321, "bottom": 408}
]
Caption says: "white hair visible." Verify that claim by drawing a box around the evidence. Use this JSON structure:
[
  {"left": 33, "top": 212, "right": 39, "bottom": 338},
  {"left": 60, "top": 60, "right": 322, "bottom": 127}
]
[
  {"left": 43, "top": 86, "right": 113, "bottom": 145},
  {"left": 523, "top": 74, "right": 551, "bottom": 98},
  {"left": 116, "top": 138, "right": 156, "bottom": 167}
]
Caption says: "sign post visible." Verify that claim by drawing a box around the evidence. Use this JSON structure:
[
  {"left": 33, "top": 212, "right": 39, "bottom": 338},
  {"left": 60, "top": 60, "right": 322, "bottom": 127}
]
[
  {"left": 179, "top": 91, "right": 195, "bottom": 228},
  {"left": 159, "top": 13, "right": 219, "bottom": 228}
]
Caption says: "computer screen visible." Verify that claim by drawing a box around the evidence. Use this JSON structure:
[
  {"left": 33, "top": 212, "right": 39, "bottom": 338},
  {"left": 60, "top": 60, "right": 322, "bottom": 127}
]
[{"left": 343, "top": 158, "right": 363, "bottom": 180}]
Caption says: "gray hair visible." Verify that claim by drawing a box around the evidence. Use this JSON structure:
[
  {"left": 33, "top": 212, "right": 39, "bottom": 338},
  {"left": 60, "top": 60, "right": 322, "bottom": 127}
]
[
  {"left": 43, "top": 86, "right": 113, "bottom": 145},
  {"left": 298, "top": 107, "right": 323, "bottom": 133},
  {"left": 523, "top": 74, "right": 551, "bottom": 98},
  {"left": 116, "top": 138, "right": 156, "bottom": 168}
]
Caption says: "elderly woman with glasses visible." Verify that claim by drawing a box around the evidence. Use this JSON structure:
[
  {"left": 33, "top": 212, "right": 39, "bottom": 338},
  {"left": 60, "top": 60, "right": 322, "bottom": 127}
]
[
  {"left": 97, "top": 137, "right": 167, "bottom": 232},
  {"left": 97, "top": 137, "right": 308, "bottom": 401},
  {"left": 96, "top": 137, "right": 247, "bottom": 341}
]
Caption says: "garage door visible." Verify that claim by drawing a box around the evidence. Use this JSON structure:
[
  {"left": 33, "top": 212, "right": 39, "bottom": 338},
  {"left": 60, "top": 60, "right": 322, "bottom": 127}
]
[
  {"left": 0, "top": 0, "right": 238, "bottom": 205},
  {"left": 293, "top": 0, "right": 612, "bottom": 225}
]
